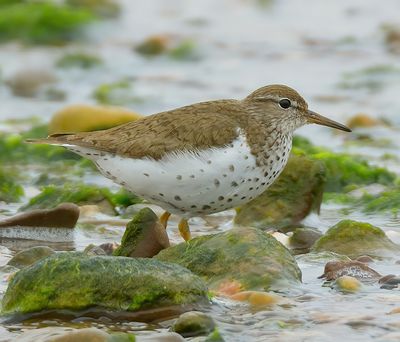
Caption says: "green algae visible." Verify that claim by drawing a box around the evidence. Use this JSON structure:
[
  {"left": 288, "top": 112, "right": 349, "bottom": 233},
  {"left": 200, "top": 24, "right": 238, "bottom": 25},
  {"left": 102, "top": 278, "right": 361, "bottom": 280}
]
[
  {"left": 1, "top": 253, "right": 208, "bottom": 315},
  {"left": 93, "top": 79, "right": 142, "bottom": 106},
  {"left": 0, "top": 166, "right": 24, "bottom": 203},
  {"left": 56, "top": 52, "right": 103, "bottom": 69},
  {"left": 156, "top": 227, "right": 301, "bottom": 291},
  {"left": 312, "top": 220, "right": 400, "bottom": 258},
  {"left": 21, "top": 183, "right": 141, "bottom": 212},
  {"left": 292, "top": 136, "right": 396, "bottom": 192},
  {"left": 0, "top": 2, "right": 95, "bottom": 45},
  {"left": 113, "top": 208, "right": 158, "bottom": 257}
]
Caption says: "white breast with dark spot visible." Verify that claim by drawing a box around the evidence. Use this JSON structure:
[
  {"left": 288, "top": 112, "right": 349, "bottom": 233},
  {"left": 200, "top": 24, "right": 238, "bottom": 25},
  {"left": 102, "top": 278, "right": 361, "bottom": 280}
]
[{"left": 63, "top": 132, "right": 291, "bottom": 217}]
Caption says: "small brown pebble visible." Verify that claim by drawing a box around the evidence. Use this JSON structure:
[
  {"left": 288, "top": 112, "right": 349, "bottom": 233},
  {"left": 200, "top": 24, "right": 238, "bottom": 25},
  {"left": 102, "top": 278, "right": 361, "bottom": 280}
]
[
  {"left": 379, "top": 274, "right": 397, "bottom": 284},
  {"left": 319, "top": 260, "right": 381, "bottom": 281},
  {"left": 0, "top": 203, "right": 79, "bottom": 229},
  {"left": 356, "top": 255, "right": 374, "bottom": 263}
]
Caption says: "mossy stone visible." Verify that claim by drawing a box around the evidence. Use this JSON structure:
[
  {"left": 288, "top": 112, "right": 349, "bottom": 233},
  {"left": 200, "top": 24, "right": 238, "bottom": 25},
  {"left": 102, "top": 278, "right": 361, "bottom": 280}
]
[
  {"left": 113, "top": 208, "right": 169, "bottom": 258},
  {"left": 1, "top": 253, "right": 208, "bottom": 315},
  {"left": 234, "top": 155, "right": 325, "bottom": 229},
  {"left": 312, "top": 220, "right": 400, "bottom": 258},
  {"left": 7, "top": 246, "right": 55, "bottom": 269},
  {"left": 156, "top": 227, "right": 301, "bottom": 291}
]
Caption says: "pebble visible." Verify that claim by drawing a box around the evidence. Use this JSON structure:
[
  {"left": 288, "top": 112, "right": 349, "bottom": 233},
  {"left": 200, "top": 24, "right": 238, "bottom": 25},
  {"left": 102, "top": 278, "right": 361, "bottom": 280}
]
[
  {"left": 334, "top": 276, "right": 362, "bottom": 293},
  {"left": 0, "top": 203, "right": 79, "bottom": 229},
  {"left": 319, "top": 260, "right": 381, "bottom": 281}
]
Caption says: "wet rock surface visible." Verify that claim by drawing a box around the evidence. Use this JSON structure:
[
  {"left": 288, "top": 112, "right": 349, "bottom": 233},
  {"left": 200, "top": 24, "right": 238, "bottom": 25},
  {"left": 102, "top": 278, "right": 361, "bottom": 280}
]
[
  {"left": 0, "top": 203, "right": 79, "bottom": 229},
  {"left": 156, "top": 226, "right": 302, "bottom": 291},
  {"left": 234, "top": 155, "right": 325, "bottom": 229},
  {"left": 289, "top": 227, "right": 323, "bottom": 254},
  {"left": 7, "top": 246, "right": 55, "bottom": 269},
  {"left": 171, "top": 311, "right": 216, "bottom": 338},
  {"left": 333, "top": 276, "right": 362, "bottom": 293},
  {"left": 312, "top": 220, "right": 400, "bottom": 258},
  {"left": 113, "top": 208, "right": 169, "bottom": 258},
  {"left": 2, "top": 253, "right": 208, "bottom": 316}
]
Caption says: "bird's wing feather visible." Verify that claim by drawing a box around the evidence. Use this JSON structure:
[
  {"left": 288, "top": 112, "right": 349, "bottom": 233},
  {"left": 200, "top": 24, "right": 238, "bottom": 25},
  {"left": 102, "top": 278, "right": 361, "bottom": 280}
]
[{"left": 28, "top": 100, "right": 244, "bottom": 160}]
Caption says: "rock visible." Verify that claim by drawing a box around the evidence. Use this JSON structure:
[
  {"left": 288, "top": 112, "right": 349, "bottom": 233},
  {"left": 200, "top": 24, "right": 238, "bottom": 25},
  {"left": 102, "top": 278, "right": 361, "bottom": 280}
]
[
  {"left": 333, "top": 276, "right": 362, "bottom": 293},
  {"left": 234, "top": 155, "right": 325, "bottom": 229},
  {"left": 135, "top": 35, "right": 170, "bottom": 56},
  {"left": 319, "top": 260, "right": 381, "bottom": 281},
  {"left": 99, "top": 242, "right": 119, "bottom": 255},
  {"left": 21, "top": 184, "right": 123, "bottom": 215},
  {"left": 83, "top": 244, "right": 106, "bottom": 256},
  {"left": 6, "top": 69, "right": 57, "bottom": 97},
  {"left": 312, "top": 220, "right": 400, "bottom": 258},
  {"left": 0, "top": 203, "right": 79, "bottom": 229},
  {"left": 49, "top": 104, "right": 141, "bottom": 134},
  {"left": 356, "top": 255, "right": 374, "bottom": 263},
  {"left": 7, "top": 246, "right": 55, "bottom": 269},
  {"left": 379, "top": 275, "right": 400, "bottom": 290},
  {"left": 2, "top": 253, "right": 208, "bottom": 316},
  {"left": 113, "top": 208, "right": 170, "bottom": 258},
  {"left": 383, "top": 25, "right": 400, "bottom": 55},
  {"left": 289, "top": 228, "right": 323, "bottom": 253},
  {"left": 137, "top": 332, "right": 185, "bottom": 342},
  {"left": 14, "top": 327, "right": 135, "bottom": 342},
  {"left": 346, "top": 114, "right": 382, "bottom": 129},
  {"left": 230, "top": 291, "right": 282, "bottom": 307},
  {"left": 171, "top": 311, "right": 216, "bottom": 338},
  {"left": 156, "top": 227, "right": 302, "bottom": 291},
  {"left": 270, "top": 231, "right": 290, "bottom": 247}
]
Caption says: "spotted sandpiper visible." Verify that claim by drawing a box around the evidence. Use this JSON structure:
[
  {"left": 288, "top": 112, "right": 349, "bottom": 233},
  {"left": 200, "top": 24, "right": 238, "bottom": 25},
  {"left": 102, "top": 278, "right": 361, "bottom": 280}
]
[{"left": 28, "top": 85, "right": 351, "bottom": 240}]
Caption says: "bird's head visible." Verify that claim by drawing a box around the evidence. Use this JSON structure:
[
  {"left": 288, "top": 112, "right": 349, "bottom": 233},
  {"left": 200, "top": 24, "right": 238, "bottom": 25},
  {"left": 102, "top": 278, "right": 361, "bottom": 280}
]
[{"left": 244, "top": 84, "right": 351, "bottom": 133}]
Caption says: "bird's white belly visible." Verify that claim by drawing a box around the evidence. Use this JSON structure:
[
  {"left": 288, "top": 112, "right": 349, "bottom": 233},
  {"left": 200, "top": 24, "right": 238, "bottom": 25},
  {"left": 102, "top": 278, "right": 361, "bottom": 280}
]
[{"left": 66, "top": 134, "right": 290, "bottom": 217}]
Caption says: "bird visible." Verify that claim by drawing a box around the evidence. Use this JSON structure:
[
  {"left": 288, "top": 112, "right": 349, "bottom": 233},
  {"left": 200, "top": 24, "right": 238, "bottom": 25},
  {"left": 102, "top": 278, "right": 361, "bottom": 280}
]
[{"left": 28, "top": 84, "right": 351, "bottom": 241}]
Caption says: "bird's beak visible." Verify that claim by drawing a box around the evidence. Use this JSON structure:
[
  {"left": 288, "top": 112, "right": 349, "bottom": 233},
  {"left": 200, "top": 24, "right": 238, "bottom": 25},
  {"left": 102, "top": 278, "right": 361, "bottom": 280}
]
[{"left": 306, "top": 110, "right": 352, "bottom": 132}]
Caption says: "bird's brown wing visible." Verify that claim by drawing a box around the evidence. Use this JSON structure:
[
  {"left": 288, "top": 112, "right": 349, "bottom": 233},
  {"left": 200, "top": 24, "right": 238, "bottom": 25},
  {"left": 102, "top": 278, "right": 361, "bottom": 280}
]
[{"left": 32, "top": 99, "right": 245, "bottom": 160}]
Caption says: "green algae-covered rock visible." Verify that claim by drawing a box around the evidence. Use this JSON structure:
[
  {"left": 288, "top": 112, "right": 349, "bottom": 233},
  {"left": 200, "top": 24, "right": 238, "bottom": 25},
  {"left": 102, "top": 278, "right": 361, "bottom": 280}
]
[
  {"left": 1, "top": 253, "right": 208, "bottom": 316},
  {"left": 7, "top": 246, "right": 55, "bottom": 269},
  {"left": 312, "top": 220, "right": 400, "bottom": 258},
  {"left": 21, "top": 184, "right": 141, "bottom": 214},
  {"left": 113, "top": 208, "right": 169, "bottom": 258},
  {"left": 292, "top": 136, "right": 396, "bottom": 192},
  {"left": 156, "top": 227, "right": 301, "bottom": 291},
  {"left": 234, "top": 155, "right": 325, "bottom": 229},
  {"left": 172, "top": 311, "right": 216, "bottom": 338}
]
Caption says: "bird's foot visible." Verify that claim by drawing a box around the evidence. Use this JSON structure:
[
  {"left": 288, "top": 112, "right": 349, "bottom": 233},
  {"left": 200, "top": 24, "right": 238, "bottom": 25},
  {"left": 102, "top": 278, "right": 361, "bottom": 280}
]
[
  {"left": 160, "top": 211, "right": 171, "bottom": 229},
  {"left": 178, "top": 218, "right": 191, "bottom": 241}
]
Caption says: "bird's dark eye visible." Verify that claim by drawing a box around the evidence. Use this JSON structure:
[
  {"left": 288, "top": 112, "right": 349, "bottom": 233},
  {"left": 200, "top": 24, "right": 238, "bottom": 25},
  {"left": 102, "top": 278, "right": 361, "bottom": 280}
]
[{"left": 278, "top": 98, "right": 291, "bottom": 109}]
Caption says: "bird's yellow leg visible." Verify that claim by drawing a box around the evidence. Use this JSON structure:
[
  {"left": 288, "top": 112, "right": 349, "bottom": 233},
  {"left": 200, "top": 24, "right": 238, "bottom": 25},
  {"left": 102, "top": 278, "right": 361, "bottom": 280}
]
[
  {"left": 160, "top": 211, "right": 171, "bottom": 229},
  {"left": 178, "top": 218, "right": 191, "bottom": 241}
]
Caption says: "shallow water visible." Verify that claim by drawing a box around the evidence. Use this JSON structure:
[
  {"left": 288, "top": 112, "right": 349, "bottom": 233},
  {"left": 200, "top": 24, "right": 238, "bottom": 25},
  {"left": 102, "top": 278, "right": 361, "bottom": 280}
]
[{"left": 1, "top": 0, "right": 400, "bottom": 341}]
